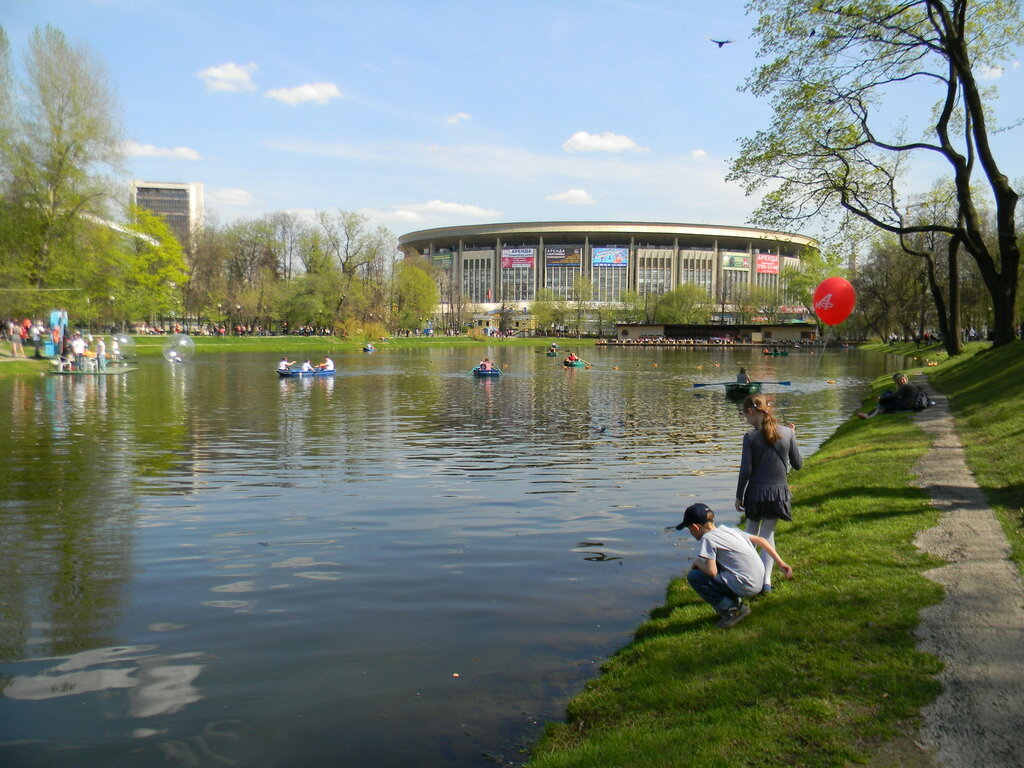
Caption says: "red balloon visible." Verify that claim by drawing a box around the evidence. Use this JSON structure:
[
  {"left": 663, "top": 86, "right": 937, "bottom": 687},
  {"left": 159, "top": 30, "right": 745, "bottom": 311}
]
[{"left": 813, "top": 277, "right": 856, "bottom": 325}]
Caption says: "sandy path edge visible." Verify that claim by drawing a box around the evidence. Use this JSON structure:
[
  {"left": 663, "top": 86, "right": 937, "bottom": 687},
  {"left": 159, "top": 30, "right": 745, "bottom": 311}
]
[{"left": 910, "top": 376, "right": 1024, "bottom": 767}]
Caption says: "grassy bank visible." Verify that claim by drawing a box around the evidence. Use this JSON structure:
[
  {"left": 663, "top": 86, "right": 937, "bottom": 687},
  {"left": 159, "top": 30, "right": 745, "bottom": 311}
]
[
  {"left": 528, "top": 411, "right": 942, "bottom": 767},
  {"left": 125, "top": 334, "right": 593, "bottom": 355},
  {"left": 527, "top": 341, "right": 1024, "bottom": 767}
]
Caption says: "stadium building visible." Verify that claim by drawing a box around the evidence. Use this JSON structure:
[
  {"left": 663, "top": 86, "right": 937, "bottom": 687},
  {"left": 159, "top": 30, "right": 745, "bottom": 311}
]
[{"left": 398, "top": 221, "right": 817, "bottom": 321}]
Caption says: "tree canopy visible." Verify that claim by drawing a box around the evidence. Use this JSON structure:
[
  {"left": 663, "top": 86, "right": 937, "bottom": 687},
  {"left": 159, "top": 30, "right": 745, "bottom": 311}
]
[{"left": 730, "top": 0, "right": 1023, "bottom": 346}]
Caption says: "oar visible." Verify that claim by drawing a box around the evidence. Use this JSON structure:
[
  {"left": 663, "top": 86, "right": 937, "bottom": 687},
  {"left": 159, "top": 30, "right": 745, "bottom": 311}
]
[
  {"left": 692, "top": 381, "right": 734, "bottom": 388},
  {"left": 761, "top": 381, "right": 792, "bottom": 386}
]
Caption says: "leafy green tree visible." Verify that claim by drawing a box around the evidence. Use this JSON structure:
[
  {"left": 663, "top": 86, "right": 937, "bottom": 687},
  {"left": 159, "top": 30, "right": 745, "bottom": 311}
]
[
  {"left": 730, "top": 0, "right": 1022, "bottom": 347},
  {"left": 117, "top": 206, "right": 188, "bottom": 323},
  {"left": 528, "top": 288, "right": 568, "bottom": 334},
  {"left": 655, "top": 284, "right": 713, "bottom": 324},
  {"left": 570, "top": 276, "right": 592, "bottom": 334},
  {"left": 1, "top": 25, "right": 123, "bottom": 289},
  {"left": 392, "top": 260, "right": 439, "bottom": 330}
]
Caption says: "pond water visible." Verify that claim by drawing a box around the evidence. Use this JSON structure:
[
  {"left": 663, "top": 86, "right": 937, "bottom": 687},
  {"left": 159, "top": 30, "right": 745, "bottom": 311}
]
[{"left": 0, "top": 345, "right": 901, "bottom": 767}]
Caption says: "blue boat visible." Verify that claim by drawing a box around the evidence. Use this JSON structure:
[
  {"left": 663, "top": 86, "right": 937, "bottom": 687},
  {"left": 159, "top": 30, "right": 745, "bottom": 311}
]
[
  {"left": 471, "top": 366, "right": 502, "bottom": 377},
  {"left": 277, "top": 368, "right": 336, "bottom": 377}
]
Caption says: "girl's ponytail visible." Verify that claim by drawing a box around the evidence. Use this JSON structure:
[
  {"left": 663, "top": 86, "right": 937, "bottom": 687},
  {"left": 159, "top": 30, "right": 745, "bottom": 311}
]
[{"left": 743, "top": 394, "right": 781, "bottom": 445}]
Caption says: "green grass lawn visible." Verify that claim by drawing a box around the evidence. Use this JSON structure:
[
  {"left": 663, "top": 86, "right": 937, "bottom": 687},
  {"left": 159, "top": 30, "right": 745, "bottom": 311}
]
[
  {"left": 527, "top": 339, "right": 1022, "bottom": 768},
  {"left": 528, "top": 414, "right": 942, "bottom": 767},
  {"left": 124, "top": 334, "right": 593, "bottom": 355}
]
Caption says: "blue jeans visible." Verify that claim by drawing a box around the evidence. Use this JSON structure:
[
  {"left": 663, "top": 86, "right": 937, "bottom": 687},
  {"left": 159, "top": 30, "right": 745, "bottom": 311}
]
[{"left": 687, "top": 568, "right": 739, "bottom": 612}]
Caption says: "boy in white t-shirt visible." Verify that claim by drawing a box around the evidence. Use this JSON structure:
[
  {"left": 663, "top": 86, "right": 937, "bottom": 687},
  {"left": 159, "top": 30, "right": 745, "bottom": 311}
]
[{"left": 676, "top": 502, "right": 793, "bottom": 629}]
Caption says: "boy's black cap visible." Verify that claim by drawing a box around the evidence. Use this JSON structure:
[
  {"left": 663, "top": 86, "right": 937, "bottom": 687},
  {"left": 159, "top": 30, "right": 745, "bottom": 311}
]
[{"left": 675, "top": 502, "right": 713, "bottom": 529}]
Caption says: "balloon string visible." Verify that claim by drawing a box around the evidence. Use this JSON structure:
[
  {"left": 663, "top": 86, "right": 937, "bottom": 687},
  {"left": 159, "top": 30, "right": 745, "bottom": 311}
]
[{"left": 812, "top": 325, "right": 834, "bottom": 377}]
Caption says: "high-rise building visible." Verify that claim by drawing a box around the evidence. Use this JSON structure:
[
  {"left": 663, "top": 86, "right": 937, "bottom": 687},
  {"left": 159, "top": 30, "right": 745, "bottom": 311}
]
[{"left": 130, "top": 181, "right": 204, "bottom": 247}]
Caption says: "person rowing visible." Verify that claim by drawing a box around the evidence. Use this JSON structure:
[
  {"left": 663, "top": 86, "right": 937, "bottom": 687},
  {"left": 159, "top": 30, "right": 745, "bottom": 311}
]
[
  {"left": 316, "top": 356, "right": 335, "bottom": 372},
  {"left": 300, "top": 359, "right": 315, "bottom": 372},
  {"left": 478, "top": 357, "right": 494, "bottom": 371},
  {"left": 278, "top": 357, "right": 297, "bottom": 372}
]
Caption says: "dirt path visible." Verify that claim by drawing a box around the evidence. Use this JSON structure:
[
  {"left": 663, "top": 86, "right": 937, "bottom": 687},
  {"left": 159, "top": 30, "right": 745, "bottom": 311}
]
[{"left": 911, "top": 376, "right": 1024, "bottom": 767}]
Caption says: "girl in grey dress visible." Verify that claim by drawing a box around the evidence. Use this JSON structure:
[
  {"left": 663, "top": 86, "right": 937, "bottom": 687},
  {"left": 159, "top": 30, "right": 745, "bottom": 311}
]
[{"left": 735, "top": 394, "right": 802, "bottom": 593}]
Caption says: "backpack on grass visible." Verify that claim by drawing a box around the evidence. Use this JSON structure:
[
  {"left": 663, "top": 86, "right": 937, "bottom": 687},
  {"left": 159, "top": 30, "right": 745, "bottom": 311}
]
[{"left": 913, "top": 389, "right": 934, "bottom": 411}]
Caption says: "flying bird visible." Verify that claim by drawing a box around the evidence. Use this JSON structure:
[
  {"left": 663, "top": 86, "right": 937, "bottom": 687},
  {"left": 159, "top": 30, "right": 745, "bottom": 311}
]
[{"left": 709, "top": 38, "right": 734, "bottom": 48}]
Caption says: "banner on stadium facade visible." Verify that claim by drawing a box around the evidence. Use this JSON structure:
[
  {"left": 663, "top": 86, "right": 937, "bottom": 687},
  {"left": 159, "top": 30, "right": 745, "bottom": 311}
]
[
  {"left": 501, "top": 247, "right": 536, "bottom": 269},
  {"left": 722, "top": 253, "right": 750, "bottom": 271},
  {"left": 755, "top": 251, "right": 779, "bottom": 274},
  {"left": 592, "top": 246, "right": 628, "bottom": 267},
  {"left": 544, "top": 245, "right": 583, "bottom": 266}
]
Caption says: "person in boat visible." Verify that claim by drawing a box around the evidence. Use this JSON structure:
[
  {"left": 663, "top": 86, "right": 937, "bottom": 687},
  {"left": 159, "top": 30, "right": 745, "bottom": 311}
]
[
  {"left": 300, "top": 359, "right": 315, "bottom": 372},
  {"left": 365, "top": 343, "right": 375, "bottom": 351},
  {"left": 478, "top": 357, "right": 494, "bottom": 371},
  {"left": 96, "top": 336, "right": 107, "bottom": 371},
  {"left": 316, "top": 356, "right": 335, "bottom": 372},
  {"left": 736, "top": 394, "right": 802, "bottom": 595},
  {"left": 565, "top": 351, "right": 579, "bottom": 363},
  {"left": 736, "top": 367, "right": 751, "bottom": 384},
  {"left": 278, "top": 357, "right": 297, "bottom": 372},
  {"left": 549, "top": 342, "right": 558, "bottom": 351},
  {"left": 856, "top": 372, "right": 923, "bottom": 418}
]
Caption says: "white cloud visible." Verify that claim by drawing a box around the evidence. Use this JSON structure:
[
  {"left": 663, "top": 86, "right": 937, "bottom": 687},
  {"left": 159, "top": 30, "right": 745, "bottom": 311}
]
[
  {"left": 208, "top": 188, "right": 255, "bottom": 207},
  {"left": 978, "top": 64, "right": 1004, "bottom": 79},
  {"left": 197, "top": 62, "right": 258, "bottom": 93},
  {"left": 358, "top": 199, "right": 501, "bottom": 226},
  {"left": 124, "top": 140, "right": 201, "bottom": 161},
  {"left": 545, "top": 188, "right": 594, "bottom": 205},
  {"left": 446, "top": 112, "right": 472, "bottom": 124},
  {"left": 562, "top": 130, "right": 644, "bottom": 153},
  {"left": 691, "top": 148, "right": 708, "bottom": 159},
  {"left": 265, "top": 83, "right": 342, "bottom": 106}
]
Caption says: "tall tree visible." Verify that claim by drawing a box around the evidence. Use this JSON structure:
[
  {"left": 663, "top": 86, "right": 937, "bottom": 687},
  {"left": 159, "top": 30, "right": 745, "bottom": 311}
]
[
  {"left": 2, "top": 25, "right": 123, "bottom": 288},
  {"left": 392, "top": 260, "right": 439, "bottom": 331},
  {"left": 729, "top": 0, "right": 1022, "bottom": 347}
]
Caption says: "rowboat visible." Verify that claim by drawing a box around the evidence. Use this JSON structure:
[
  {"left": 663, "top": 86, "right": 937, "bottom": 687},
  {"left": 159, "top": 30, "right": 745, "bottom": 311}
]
[
  {"left": 724, "top": 382, "right": 763, "bottom": 399},
  {"left": 277, "top": 368, "right": 335, "bottom": 377},
  {"left": 762, "top": 350, "right": 790, "bottom": 356},
  {"left": 363, "top": 346, "right": 376, "bottom": 352},
  {"left": 545, "top": 351, "right": 559, "bottom": 357},
  {"left": 562, "top": 360, "right": 585, "bottom": 368},
  {"left": 471, "top": 366, "right": 501, "bottom": 377}
]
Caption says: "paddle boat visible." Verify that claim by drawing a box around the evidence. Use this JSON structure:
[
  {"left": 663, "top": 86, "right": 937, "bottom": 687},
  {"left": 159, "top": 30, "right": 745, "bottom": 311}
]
[
  {"left": 724, "top": 381, "right": 763, "bottom": 399},
  {"left": 471, "top": 366, "right": 502, "bottom": 377},
  {"left": 277, "top": 368, "right": 336, "bottom": 377}
]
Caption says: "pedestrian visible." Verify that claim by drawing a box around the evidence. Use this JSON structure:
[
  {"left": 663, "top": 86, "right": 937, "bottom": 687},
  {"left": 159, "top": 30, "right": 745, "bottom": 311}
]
[
  {"left": 736, "top": 394, "right": 802, "bottom": 594},
  {"left": 96, "top": 336, "right": 107, "bottom": 371},
  {"left": 675, "top": 502, "right": 793, "bottom": 628}
]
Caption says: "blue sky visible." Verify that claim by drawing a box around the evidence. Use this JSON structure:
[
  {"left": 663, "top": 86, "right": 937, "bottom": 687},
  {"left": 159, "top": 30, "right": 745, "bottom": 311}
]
[{"left": 5, "top": 1, "right": 1023, "bottom": 238}]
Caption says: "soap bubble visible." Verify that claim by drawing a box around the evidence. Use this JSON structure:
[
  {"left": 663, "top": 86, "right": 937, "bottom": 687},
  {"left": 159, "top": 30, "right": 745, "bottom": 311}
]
[
  {"left": 110, "top": 334, "right": 136, "bottom": 361},
  {"left": 163, "top": 333, "right": 195, "bottom": 363}
]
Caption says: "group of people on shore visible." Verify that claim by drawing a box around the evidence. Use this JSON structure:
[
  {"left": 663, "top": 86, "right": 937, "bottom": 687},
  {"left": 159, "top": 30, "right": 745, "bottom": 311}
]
[
  {"left": 678, "top": 392, "right": 802, "bottom": 629},
  {"left": 681, "top": 369, "right": 932, "bottom": 629}
]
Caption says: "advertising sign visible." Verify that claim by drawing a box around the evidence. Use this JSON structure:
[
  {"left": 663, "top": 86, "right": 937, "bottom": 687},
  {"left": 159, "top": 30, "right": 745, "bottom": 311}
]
[
  {"left": 544, "top": 245, "right": 583, "bottom": 266},
  {"left": 757, "top": 250, "right": 778, "bottom": 274},
  {"left": 722, "top": 253, "right": 751, "bottom": 271},
  {"left": 592, "top": 246, "right": 628, "bottom": 267},
  {"left": 501, "top": 247, "right": 535, "bottom": 269}
]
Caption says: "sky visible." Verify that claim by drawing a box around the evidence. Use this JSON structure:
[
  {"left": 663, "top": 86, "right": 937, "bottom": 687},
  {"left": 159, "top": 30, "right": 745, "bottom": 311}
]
[{"left": 4, "top": 0, "right": 1023, "bottom": 240}]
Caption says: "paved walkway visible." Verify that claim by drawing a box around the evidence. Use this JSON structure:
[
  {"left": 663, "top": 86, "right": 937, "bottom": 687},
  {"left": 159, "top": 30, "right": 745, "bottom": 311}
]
[{"left": 911, "top": 377, "right": 1024, "bottom": 767}]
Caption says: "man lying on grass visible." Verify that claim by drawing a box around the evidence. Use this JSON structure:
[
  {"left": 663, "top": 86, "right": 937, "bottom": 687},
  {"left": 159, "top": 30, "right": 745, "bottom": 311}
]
[{"left": 676, "top": 502, "right": 793, "bottom": 629}]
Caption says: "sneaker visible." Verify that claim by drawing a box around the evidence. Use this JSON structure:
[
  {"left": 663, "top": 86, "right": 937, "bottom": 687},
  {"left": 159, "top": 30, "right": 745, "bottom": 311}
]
[
  {"left": 715, "top": 603, "right": 752, "bottom": 629},
  {"left": 760, "top": 584, "right": 773, "bottom": 595}
]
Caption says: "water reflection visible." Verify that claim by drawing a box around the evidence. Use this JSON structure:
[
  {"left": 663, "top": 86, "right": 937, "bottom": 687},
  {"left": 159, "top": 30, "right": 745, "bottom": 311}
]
[
  {"left": 0, "top": 347, "right": 902, "bottom": 767},
  {"left": 4, "top": 645, "right": 204, "bottom": 717}
]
